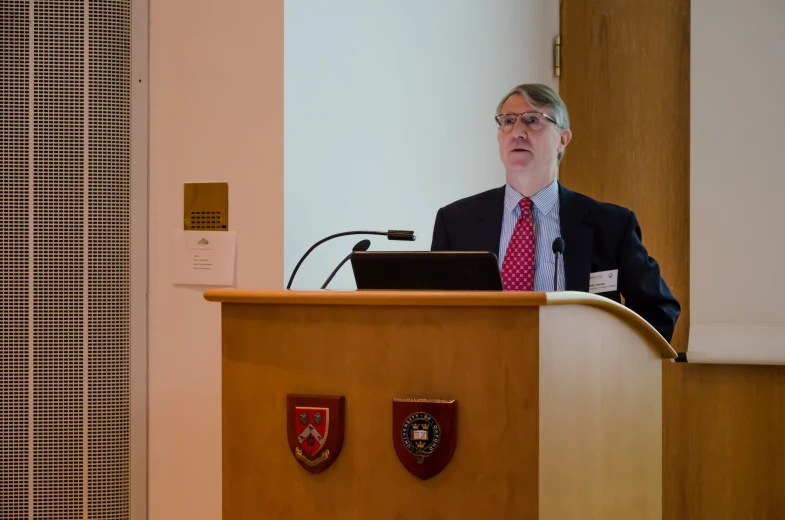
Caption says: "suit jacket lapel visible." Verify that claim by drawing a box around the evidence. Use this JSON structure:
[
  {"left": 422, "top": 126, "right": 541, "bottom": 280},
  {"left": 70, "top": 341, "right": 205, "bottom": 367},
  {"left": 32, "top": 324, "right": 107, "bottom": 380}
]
[
  {"left": 477, "top": 186, "right": 506, "bottom": 257},
  {"left": 559, "top": 183, "right": 593, "bottom": 291}
]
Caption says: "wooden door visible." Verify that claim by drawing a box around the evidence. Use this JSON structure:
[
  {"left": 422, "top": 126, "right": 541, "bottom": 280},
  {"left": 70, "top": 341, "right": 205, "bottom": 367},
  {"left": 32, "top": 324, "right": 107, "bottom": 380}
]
[{"left": 559, "top": 0, "right": 690, "bottom": 352}]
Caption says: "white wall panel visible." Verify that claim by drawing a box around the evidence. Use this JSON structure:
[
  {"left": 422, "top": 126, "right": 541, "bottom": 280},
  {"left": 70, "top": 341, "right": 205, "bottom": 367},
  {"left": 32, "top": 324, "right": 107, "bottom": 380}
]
[{"left": 284, "top": 1, "right": 560, "bottom": 289}]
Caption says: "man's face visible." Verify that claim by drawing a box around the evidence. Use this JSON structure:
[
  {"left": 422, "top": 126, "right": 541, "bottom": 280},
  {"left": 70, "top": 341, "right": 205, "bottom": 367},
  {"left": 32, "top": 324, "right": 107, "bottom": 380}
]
[{"left": 497, "top": 95, "right": 571, "bottom": 178}]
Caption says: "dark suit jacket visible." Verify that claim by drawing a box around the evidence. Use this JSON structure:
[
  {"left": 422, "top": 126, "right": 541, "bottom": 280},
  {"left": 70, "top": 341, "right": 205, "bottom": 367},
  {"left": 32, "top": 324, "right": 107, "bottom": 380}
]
[{"left": 430, "top": 183, "right": 681, "bottom": 342}]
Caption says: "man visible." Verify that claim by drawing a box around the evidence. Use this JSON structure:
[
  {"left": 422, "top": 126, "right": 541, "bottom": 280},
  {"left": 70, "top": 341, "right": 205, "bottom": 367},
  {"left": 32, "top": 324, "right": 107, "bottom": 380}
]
[{"left": 430, "top": 83, "right": 680, "bottom": 342}]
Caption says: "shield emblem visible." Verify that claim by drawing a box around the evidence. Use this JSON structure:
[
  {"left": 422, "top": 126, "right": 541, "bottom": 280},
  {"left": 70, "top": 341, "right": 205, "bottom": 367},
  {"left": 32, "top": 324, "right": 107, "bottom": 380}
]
[
  {"left": 287, "top": 394, "right": 345, "bottom": 474},
  {"left": 392, "top": 398, "right": 457, "bottom": 480}
]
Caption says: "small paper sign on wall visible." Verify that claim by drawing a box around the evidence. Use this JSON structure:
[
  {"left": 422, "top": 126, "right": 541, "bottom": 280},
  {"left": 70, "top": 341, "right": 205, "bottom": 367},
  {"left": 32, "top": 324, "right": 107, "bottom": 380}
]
[{"left": 172, "top": 230, "right": 237, "bottom": 286}]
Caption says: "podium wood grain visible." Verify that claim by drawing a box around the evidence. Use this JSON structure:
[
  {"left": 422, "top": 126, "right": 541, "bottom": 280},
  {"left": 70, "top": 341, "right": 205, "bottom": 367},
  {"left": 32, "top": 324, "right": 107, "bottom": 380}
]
[
  {"left": 539, "top": 305, "right": 662, "bottom": 520},
  {"left": 664, "top": 362, "right": 785, "bottom": 519},
  {"left": 222, "top": 303, "right": 540, "bottom": 519}
]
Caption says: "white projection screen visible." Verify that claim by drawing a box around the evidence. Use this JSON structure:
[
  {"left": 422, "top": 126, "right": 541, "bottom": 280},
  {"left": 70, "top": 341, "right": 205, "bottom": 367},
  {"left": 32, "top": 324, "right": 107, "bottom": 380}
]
[{"left": 689, "top": 0, "right": 785, "bottom": 364}]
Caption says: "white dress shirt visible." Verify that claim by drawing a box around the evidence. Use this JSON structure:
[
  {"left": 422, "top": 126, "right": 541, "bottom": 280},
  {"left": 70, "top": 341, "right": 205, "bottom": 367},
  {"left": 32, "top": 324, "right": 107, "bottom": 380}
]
[{"left": 498, "top": 180, "right": 566, "bottom": 291}]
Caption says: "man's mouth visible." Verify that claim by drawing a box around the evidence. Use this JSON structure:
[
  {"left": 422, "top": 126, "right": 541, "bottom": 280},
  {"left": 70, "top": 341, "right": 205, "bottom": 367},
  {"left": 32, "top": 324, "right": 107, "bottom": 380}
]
[{"left": 512, "top": 148, "right": 528, "bottom": 153}]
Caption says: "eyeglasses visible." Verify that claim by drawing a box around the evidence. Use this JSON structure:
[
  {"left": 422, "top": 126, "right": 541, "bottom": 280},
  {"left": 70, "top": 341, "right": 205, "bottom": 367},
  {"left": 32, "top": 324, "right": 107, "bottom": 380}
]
[{"left": 495, "top": 112, "right": 559, "bottom": 132}]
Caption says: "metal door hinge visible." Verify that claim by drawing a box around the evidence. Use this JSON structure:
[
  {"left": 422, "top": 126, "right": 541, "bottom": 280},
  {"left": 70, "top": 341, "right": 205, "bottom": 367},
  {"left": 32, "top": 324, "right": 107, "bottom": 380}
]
[{"left": 553, "top": 35, "right": 561, "bottom": 77}]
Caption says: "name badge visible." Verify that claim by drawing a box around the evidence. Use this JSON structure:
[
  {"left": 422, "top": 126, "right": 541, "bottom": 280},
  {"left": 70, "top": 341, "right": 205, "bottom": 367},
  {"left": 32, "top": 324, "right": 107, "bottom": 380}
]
[{"left": 589, "top": 269, "right": 618, "bottom": 294}]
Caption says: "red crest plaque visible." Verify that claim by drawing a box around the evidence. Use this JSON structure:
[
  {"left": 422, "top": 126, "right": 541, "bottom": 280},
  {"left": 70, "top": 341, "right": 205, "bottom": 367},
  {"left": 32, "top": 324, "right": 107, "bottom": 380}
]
[
  {"left": 392, "top": 398, "right": 457, "bottom": 480},
  {"left": 287, "top": 394, "right": 345, "bottom": 474}
]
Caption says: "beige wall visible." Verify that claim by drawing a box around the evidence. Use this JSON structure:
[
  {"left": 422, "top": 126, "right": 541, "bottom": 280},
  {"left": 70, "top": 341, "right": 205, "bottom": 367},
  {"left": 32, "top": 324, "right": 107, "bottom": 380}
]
[{"left": 148, "top": 0, "right": 283, "bottom": 518}]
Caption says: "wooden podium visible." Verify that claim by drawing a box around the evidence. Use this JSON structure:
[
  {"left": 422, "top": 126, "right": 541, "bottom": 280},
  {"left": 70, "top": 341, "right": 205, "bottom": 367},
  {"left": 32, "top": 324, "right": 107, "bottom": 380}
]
[{"left": 204, "top": 289, "right": 676, "bottom": 520}]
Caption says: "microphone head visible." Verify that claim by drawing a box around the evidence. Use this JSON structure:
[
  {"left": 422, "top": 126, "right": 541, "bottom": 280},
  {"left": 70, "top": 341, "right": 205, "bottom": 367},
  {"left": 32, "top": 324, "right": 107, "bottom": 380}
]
[
  {"left": 552, "top": 237, "right": 565, "bottom": 254},
  {"left": 386, "top": 230, "right": 416, "bottom": 241},
  {"left": 353, "top": 239, "right": 371, "bottom": 252}
]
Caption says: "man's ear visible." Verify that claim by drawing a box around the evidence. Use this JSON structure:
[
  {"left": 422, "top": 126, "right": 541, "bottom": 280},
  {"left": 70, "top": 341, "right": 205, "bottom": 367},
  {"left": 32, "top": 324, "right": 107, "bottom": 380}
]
[{"left": 558, "top": 128, "right": 572, "bottom": 153}]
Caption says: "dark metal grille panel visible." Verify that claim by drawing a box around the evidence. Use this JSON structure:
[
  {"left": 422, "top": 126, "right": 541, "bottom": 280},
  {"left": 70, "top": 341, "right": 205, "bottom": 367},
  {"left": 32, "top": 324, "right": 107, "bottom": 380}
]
[
  {"left": 0, "top": 2, "right": 30, "bottom": 519},
  {"left": 33, "top": 1, "right": 85, "bottom": 518},
  {"left": 1, "top": 1, "right": 132, "bottom": 518},
  {"left": 88, "top": 1, "right": 131, "bottom": 518}
]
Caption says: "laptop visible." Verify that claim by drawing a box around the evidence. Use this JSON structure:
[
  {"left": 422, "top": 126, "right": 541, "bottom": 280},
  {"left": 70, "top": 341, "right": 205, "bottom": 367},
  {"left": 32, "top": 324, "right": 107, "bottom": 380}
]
[{"left": 350, "top": 251, "right": 503, "bottom": 291}]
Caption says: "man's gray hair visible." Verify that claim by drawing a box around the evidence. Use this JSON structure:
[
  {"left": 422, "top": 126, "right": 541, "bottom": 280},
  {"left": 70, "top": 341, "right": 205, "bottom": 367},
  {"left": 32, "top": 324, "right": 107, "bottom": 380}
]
[{"left": 496, "top": 83, "right": 570, "bottom": 161}]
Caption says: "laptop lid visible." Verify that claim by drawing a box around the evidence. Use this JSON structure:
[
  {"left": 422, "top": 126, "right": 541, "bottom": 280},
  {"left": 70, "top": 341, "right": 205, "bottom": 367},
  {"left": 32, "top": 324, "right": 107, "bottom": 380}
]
[{"left": 350, "top": 251, "right": 503, "bottom": 291}]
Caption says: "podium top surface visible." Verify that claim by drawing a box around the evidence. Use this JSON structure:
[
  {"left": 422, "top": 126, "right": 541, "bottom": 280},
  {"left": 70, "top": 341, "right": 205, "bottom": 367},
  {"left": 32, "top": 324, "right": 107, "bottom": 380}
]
[{"left": 204, "top": 289, "right": 677, "bottom": 358}]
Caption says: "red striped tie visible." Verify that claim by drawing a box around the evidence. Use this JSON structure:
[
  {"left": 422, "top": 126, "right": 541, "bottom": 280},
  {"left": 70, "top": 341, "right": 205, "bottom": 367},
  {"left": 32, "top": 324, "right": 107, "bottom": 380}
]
[{"left": 501, "top": 198, "right": 535, "bottom": 291}]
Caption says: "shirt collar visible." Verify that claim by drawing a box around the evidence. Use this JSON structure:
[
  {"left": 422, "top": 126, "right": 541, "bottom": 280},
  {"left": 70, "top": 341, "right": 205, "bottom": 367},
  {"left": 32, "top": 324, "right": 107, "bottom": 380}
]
[{"left": 504, "top": 179, "right": 559, "bottom": 215}]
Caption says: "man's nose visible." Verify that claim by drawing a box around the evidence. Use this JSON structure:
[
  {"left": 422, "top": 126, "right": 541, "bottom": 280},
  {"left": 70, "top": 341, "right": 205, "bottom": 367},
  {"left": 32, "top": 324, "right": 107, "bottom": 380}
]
[{"left": 512, "top": 119, "right": 529, "bottom": 138}]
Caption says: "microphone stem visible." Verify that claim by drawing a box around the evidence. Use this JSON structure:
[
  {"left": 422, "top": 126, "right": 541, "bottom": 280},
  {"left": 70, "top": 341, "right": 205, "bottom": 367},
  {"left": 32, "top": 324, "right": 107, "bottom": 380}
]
[
  {"left": 286, "top": 230, "right": 398, "bottom": 289},
  {"left": 321, "top": 252, "right": 352, "bottom": 289},
  {"left": 553, "top": 252, "right": 559, "bottom": 292}
]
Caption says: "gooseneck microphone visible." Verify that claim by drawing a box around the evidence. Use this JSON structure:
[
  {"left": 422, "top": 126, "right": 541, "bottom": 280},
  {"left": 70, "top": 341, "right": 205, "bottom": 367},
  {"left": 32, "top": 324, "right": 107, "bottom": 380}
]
[
  {"left": 321, "top": 239, "right": 371, "bottom": 289},
  {"left": 286, "top": 230, "right": 415, "bottom": 289},
  {"left": 551, "top": 237, "right": 565, "bottom": 292}
]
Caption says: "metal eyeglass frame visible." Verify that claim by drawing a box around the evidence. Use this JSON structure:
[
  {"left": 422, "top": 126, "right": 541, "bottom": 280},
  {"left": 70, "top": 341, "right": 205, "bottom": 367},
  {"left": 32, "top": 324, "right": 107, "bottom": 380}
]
[{"left": 495, "top": 112, "right": 559, "bottom": 130}]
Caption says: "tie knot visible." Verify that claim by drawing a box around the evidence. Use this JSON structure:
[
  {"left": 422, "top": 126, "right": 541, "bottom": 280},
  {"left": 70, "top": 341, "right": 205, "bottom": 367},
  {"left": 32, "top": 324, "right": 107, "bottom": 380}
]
[{"left": 518, "top": 197, "right": 533, "bottom": 215}]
